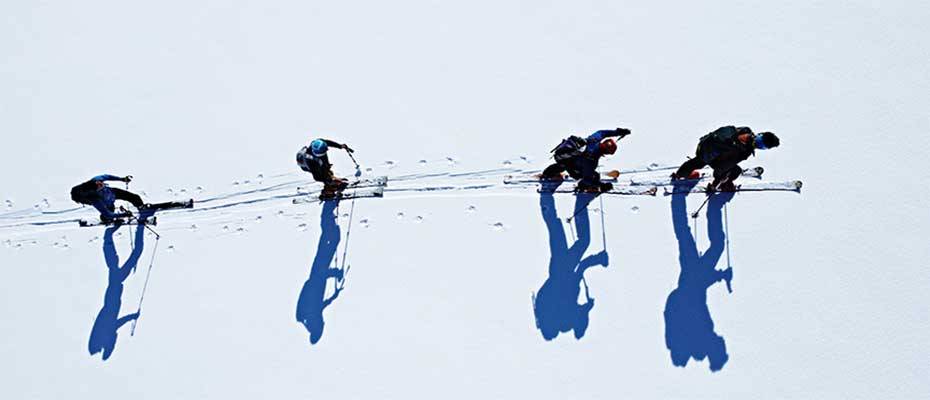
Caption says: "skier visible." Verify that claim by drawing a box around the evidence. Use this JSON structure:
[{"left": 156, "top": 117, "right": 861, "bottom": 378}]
[
  {"left": 672, "top": 126, "right": 780, "bottom": 191},
  {"left": 541, "top": 128, "right": 631, "bottom": 192},
  {"left": 296, "top": 138, "right": 356, "bottom": 197},
  {"left": 70, "top": 174, "right": 145, "bottom": 223}
]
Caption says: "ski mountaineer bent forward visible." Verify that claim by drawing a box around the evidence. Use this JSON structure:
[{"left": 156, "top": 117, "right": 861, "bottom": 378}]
[
  {"left": 541, "top": 127, "right": 631, "bottom": 192},
  {"left": 672, "top": 126, "right": 780, "bottom": 192},
  {"left": 296, "top": 138, "right": 356, "bottom": 197},
  {"left": 70, "top": 175, "right": 144, "bottom": 223}
]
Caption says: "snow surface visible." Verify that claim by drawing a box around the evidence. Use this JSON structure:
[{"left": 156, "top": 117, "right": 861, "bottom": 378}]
[{"left": 2, "top": 1, "right": 929, "bottom": 398}]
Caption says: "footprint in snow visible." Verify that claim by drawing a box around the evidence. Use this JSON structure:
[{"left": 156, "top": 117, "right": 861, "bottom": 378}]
[
  {"left": 466, "top": 205, "right": 477, "bottom": 213},
  {"left": 297, "top": 223, "right": 308, "bottom": 232},
  {"left": 396, "top": 212, "right": 405, "bottom": 220},
  {"left": 491, "top": 222, "right": 505, "bottom": 231},
  {"left": 415, "top": 216, "right": 424, "bottom": 223},
  {"left": 359, "top": 218, "right": 370, "bottom": 228},
  {"left": 630, "top": 206, "right": 640, "bottom": 214}
]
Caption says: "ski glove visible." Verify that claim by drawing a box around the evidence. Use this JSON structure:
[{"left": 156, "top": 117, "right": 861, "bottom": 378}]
[
  {"left": 615, "top": 128, "right": 631, "bottom": 138},
  {"left": 123, "top": 175, "right": 133, "bottom": 183},
  {"left": 343, "top": 145, "right": 355, "bottom": 154}
]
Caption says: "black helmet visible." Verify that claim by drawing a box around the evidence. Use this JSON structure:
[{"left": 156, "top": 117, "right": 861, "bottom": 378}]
[{"left": 759, "top": 132, "right": 780, "bottom": 148}]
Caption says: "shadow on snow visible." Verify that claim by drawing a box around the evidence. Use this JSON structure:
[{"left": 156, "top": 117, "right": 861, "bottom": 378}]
[
  {"left": 532, "top": 182, "right": 607, "bottom": 341},
  {"left": 296, "top": 200, "right": 348, "bottom": 345},
  {"left": 664, "top": 182, "right": 734, "bottom": 372},
  {"left": 88, "top": 210, "right": 155, "bottom": 360}
]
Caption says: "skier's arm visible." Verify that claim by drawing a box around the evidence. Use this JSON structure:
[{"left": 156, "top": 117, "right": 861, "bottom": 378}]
[
  {"left": 92, "top": 174, "right": 127, "bottom": 182},
  {"left": 115, "top": 312, "right": 140, "bottom": 329},
  {"left": 322, "top": 286, "right": 343, "bottom": 309},
  {"left": 578, "top": 250, "right": 609, "bottom": 271},
  {"left": 587, "top": 128, "right": 631, "bottom": 142},
  {"left": 321, "top": 139, "right": 354, "bottom": 153}
]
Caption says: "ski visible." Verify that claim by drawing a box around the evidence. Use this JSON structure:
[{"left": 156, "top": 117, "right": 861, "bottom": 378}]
[
  {"left": 297, "top": 176, "right": 388, "bottom": 193},
  {"left": 292, "top": 186, "right": 385, "bottom": 204},
  {"left": 142, "top": 199, "right": 194, "bottom": 211},
  {"left": 662, "top": 180, "right": 803, "bottom": 195},
  {"left": 78, "top": 216, "right": 157, "bottom": 227},
  {"left": 541, "top": 185, "right": 658, "bottom": 196},
  {"left": 504, "top": 175, "right": 617, "bottom": 185},
  {"left": 631, "top": 167, "right": 764, "bottom": 186}
]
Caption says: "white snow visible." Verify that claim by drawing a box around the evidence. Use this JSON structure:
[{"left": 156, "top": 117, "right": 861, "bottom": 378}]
[{"left": 2, "top": 1, "right": 929, "bottom": 399}]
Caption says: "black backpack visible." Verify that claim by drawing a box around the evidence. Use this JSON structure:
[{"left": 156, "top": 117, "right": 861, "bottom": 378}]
[
  {"left": 70, "top": 181, "right": 98, "bottom": 205},
  {"left": 296, "top": 147, "right": 313, "bottom": 173},
  {"left": 551, "top": 135, "right": 588, "bottom": 162}
]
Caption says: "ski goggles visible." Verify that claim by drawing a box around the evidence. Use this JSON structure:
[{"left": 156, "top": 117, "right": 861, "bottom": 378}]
[{"left": 754, "top": 135, "right": 768, "bottom": 150}]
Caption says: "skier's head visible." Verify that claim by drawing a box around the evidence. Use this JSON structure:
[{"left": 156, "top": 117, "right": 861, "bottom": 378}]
[
  {"left": 754, "top": 132, "right": 780, "bottom": 150},
  {"left": 310, "top": 139, "right": 328, "bottom": 156},
  {"left": 598, "top": 139, "right": 617, "bottom": 155}
]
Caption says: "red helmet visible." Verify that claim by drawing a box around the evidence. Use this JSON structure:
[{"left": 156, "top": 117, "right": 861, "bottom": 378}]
[{"left": 599, "top": 139, "right": 617, "bottom": 155}]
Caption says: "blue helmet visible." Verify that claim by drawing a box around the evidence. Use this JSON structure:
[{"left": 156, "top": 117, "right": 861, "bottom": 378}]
[{"left": 310, "top": 139, "right": 328, "bottom": 156}]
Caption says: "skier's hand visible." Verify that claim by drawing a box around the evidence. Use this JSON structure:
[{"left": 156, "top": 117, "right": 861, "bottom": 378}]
[
  {"left": 343, "top": 145, "right": 354, "bottom": 154},
  {"left": 615, "top": 127, "right": 631, "bottom": 138},
  {"left": 606, "top": 170, "right": 620, "bottom": 179},
  {"left": 123, "top": 175, "right": 133, "bottom": 183}
]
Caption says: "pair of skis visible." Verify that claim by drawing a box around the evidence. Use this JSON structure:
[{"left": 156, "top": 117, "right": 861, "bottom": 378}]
[
  {"left": 77, "top": 200, "right": 194, "bottom": 227},
  {"left": 293, "top": 176, "right": 388, "bottom": 204},
  {"left": 506, "top": 167, "right": 802, "bottom": 196}
]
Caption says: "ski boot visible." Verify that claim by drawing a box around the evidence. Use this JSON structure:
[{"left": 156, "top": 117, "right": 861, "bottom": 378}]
[{"left": 707, "top": 180, "right": 737, "bottom": 192}]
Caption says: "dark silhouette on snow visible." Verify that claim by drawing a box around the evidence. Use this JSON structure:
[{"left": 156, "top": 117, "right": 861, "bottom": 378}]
[
  {"left": 88, "top": 222, "right": 145, "bottom": 360},
  {"left": 533, "top": 184, "right": 607, "bottom": 341},
  {"left": 664, "top": 181, "right": 734, "bottom": 372},
  {"left": 296, "top": 200, "right": 347, "bottom": 344}
]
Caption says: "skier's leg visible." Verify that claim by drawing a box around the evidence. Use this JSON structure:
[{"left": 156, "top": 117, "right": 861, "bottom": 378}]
[
  {"left": 710, "top": 165, "right": 741, "bottom": 190},
  {"left": 542, "top": 163, "right": 567, "bottom": 179},
  {"left": 110, "top": 188, "right": 144, "bottom": 208},
  {"left": 675, "top": 157, "right": 706, "bottom": 179}
]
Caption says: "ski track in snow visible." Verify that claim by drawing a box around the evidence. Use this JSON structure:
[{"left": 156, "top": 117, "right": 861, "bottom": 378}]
[{"left": 0, "top": 160, "right": 801, "bottom": 241}]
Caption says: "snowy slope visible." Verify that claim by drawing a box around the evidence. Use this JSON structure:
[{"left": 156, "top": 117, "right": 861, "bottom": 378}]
[{"left": 2, "top": 1, "right": 930, "bottom": 399}]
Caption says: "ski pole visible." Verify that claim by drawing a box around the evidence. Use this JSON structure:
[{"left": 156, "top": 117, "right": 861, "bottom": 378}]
[
  {"left": 346, "top": 150, "right": 362, "bottom": 177},
  {"left": 599, "top": 195, "right": 607, "bottom": 251},
  {"left": 567, "top": 191, "right": 603, "bottom": 223},
  {"left": 690, "top": 176, "right": 731, "bottom": 219},
  {"left": 131, "top": 234, "right": 160, "bottom": 336}
]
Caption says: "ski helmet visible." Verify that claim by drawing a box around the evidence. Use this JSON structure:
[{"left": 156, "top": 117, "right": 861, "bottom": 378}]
[
  {"left": 599, "top": 139, "right": 617, "bottom": 155},
  {"left": 310, "top": 139, "right": 328, "bottom": 156},
  {"left": 754, "top": 132, "right": 780, "bottom": 150}
]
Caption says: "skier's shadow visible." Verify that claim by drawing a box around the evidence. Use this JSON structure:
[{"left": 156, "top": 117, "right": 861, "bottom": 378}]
[
  {"left": 296, "top": 199, "right": 348, "bottom": 345},
  {"left": 88, "top": 213, "right": 151, "bottom": 361},
  {"left": 664, "top": 182, "right": 735, "bottom": 372},
  {"left": 532, "top": 183, "right": 607, "bottom": 341}
]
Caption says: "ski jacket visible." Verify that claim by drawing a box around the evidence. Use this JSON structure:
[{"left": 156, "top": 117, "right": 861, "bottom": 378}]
[
  {"left": 583, "top": 130, "right": 623, "bottom": 158},
  {"left": 297, "top": 139, "right": 346, "bottom": 183},
  {"left": 71, "top": 175, "right": 129, "bottom": 219},
  {"left": 697, "top": 126, "right": 755, "bottom": 171}
]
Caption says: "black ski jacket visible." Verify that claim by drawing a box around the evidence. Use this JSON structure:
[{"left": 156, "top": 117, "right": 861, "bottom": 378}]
[
  {"left": 297, "top": 139, "right": 347, "bottom": 183},
  {"left": 697, "top": 126, "right": 755, "bottom": 171}
]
